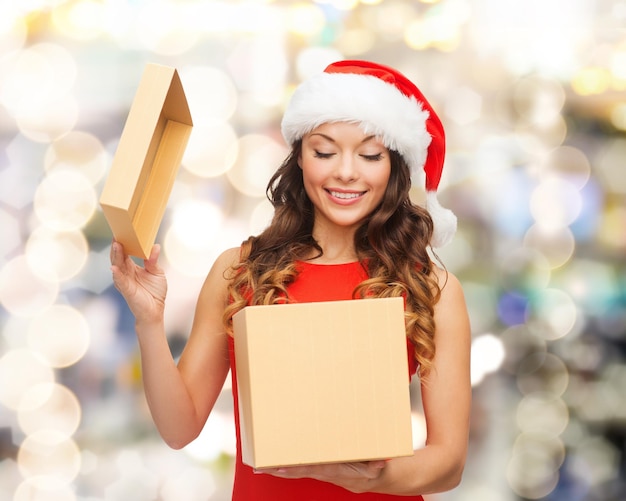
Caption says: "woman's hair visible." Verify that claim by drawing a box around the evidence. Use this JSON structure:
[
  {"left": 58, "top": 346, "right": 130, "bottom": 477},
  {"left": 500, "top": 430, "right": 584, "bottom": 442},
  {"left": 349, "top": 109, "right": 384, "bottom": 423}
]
[{"left": 223, "top": 139, "right": 441, "bottom": 378}]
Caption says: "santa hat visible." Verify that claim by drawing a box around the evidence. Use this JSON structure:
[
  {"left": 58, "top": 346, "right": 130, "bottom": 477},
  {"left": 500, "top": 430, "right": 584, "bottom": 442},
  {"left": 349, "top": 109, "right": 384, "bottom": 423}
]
[{"left": 281, "top": 60, "right": 456, "bottom": 247}]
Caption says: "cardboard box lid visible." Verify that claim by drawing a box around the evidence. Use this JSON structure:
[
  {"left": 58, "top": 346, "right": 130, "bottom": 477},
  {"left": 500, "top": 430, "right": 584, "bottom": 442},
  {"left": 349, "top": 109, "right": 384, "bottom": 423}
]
[
  {"left": 99, "top": 63, "right": 192, "bottom": 259},
  {"left": 233, "top": 297, "right": 413, "bottom": 468}
]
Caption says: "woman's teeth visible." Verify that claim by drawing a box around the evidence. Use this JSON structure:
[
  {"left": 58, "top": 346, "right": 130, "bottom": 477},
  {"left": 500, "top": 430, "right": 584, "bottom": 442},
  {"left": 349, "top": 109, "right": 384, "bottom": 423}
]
[{"left": 330, "top": 191, "right": 362, "bottom": 199}]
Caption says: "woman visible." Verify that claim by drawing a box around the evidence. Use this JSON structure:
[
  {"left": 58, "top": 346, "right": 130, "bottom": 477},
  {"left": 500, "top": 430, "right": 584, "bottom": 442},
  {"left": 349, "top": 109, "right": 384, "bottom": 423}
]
[{"left": 110, "top": 60, "right": 471, "bottom": 499}]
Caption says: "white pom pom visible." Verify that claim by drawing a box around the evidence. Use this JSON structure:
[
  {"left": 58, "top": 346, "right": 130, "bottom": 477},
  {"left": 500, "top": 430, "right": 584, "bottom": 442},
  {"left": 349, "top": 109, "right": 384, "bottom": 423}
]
[{"left": 425, "top": 191, "right": 457, "bottom": 248}]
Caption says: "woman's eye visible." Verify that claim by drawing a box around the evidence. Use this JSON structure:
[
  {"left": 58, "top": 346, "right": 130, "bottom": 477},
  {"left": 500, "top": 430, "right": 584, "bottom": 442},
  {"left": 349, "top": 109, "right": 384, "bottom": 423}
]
[
  {"left": 314, "top": 151, "right": 335, "bottom": 159},
  {"left": 362, "top": 153, "right": 383, "bottom": 161}
]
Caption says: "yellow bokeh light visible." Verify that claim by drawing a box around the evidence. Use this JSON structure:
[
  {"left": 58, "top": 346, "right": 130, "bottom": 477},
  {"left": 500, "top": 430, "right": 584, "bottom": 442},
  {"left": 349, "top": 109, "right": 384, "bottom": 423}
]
[
  {"left": 44, "top": 130, "right": 109, "bottom": 186},
  {"left": 51, "top": 0, "right": 106, "bottom": 41},
  {"left": 26, "top": 227, "right": 89, "bottom": 283},
  {"left": 182, "top": 121, "right": 239, "bottom": 178},
  {"left": 17, "top": 431, "right": 82, "bottom": 489},
  {"left": 610, "top": 103, "right": 626, "bottom": 131},
  {"left": 0, "top": 255, "right": 59, "bottom": 317},
  {"left": 335, "top": 28, "right": 376, "bottom": 56},
  {"left": 287, "top": 3, "right": 326, "bottom": 36},
  {"left": 0, "top": 349, "right": 55, "bottom": 411},
  {"left": 18, "top": 383, "right": 82, "bottom": 437},
  {"left": 33, "top": 170, "right": 97, "bottom": 231},
  {"left": 610, "top": 50, "right": 626, "bottom": 80},
  {"left": 227, "top": 134, "right": 288, "bottom": 197},
  {"left": 571, "top": 66, "right": 612, "bottom": 96},
  {"left": 598, "top": 204, "right": 626, "bottom": 250},
  {"left": 27, "top": 304, "right": 90, "bottom": 368}
]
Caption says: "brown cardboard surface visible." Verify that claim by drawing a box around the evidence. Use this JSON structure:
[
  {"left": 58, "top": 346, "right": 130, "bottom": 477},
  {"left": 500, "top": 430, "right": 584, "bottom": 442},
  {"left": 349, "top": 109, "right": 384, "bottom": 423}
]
[
  {"left": 99, "top": 63, "right": 192, "bottom": 259},
  {"left": 233, "top": 297, "right": 414, "bottom": 468}
]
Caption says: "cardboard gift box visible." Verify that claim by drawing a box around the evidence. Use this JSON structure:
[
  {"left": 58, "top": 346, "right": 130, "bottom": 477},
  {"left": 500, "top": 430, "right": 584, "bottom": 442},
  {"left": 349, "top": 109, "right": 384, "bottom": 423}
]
[
  {"left": 232, "top": 296, "right": 414, "bottom": 469},
  {"left": 100, "top": 63, "right": 193, "bottom": 259}
]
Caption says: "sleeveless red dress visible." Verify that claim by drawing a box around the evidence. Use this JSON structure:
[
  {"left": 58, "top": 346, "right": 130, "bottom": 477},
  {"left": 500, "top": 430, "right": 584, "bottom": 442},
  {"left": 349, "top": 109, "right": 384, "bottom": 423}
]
[{"left": 227, "top": 261, "right": 424, "bottom": 500}]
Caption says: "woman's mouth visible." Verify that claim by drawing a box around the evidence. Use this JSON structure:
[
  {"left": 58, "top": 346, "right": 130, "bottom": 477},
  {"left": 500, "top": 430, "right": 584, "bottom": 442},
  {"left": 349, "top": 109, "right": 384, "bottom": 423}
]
[{"left": 327, "top": 190, "right": 365, "bottom": 200}]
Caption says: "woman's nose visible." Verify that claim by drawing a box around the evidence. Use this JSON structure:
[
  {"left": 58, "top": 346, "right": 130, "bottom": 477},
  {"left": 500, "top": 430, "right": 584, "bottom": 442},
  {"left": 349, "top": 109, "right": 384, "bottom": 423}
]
[{"left": 334, "top": 154, "right": 358, "bottom": 182}]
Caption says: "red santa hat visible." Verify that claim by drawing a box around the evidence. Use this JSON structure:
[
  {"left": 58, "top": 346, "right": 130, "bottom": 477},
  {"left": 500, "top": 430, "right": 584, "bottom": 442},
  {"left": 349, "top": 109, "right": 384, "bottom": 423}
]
[{"left": 281, "top": 60, "right": 456, "bottom": 248}]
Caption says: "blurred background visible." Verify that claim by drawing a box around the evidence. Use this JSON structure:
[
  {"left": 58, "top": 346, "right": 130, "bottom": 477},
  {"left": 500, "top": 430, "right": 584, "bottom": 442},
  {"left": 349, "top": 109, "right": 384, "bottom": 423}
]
[{"left": 0, "top": 0, "right": 625, "bottom": 499}]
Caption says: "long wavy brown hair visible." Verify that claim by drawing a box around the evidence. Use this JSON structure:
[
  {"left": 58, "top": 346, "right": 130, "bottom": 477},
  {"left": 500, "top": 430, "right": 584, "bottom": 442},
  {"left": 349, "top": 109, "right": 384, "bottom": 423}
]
[{"left": 223, "top": 139, "right": 442, "bottom": 378}]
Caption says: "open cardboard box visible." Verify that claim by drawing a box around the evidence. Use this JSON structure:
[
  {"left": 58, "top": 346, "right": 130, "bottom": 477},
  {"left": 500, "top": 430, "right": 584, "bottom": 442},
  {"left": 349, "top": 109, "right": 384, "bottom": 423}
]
[
  {"left": 233, "top": 297, "right": 414, "bottom": 469},
  {"left": 100, "top": 63, "right": 193, "bottom": 259}
]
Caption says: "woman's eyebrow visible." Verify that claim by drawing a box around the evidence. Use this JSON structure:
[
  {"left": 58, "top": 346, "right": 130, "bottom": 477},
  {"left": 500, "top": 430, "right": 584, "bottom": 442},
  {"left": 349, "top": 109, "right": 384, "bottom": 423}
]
[{"left": 309, "top": 133, "right": 378, "bottom": 144}]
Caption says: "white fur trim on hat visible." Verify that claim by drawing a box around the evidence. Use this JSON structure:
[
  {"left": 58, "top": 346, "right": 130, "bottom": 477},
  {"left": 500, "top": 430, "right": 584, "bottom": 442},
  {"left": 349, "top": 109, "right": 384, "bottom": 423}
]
[
  {"left": 281, "top": 72, "right": 432, "bottom": 179},
  {"left": 426, "top": 191, "right": 457, "bottom": 248}
]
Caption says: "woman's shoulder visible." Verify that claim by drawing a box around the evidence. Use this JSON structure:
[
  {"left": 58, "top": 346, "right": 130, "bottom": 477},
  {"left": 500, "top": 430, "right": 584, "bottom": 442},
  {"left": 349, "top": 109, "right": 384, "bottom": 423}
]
[
  {"left": 215, "top": 246, "right": 242, "bottom": 267},
  {"left": 431, "top": 263, "right": 464, "bottom": 295},
  {"left": 430, "top": 263, "right": 466, "bottom": 311},
  {"left": 200, "top": 247, "right": 242, "bottom": 293}
]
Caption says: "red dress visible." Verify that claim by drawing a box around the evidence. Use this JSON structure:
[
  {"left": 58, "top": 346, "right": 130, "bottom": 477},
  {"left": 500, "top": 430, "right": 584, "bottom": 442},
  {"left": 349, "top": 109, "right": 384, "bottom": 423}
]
[{"left": 227, "top": 261, "right": 424, "bottom": 500}]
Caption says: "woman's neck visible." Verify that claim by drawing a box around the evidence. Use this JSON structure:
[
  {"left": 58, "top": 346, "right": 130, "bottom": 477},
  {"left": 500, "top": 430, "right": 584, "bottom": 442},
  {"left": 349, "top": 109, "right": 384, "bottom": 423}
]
[{"left": 309, "top": 225, "right": 359, "bottom": 264}]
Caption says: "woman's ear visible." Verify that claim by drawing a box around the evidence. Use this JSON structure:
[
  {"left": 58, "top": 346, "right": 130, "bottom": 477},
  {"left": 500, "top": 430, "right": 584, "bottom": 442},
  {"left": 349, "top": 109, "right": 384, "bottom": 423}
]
[{"left": 297, "top": 152, "right": 302, "bottom": 169}]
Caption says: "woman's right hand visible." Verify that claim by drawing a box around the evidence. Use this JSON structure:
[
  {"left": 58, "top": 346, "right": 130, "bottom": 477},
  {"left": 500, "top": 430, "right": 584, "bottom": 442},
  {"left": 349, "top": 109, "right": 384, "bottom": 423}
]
[{"left": 110, "top": 240, "right": 167, "bottom": 324}]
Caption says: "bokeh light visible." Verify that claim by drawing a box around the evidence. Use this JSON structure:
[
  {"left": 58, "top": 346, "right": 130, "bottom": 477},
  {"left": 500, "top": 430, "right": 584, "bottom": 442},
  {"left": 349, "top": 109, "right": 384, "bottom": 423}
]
[
  {"left": 33, "top": 170, "right": 97, "bottom": 231},
  {"left": 44, "top": 130, "right": 109, "bottom": 186},
  {"left": 181, "top": 121, "right": 238, "bottom": 178},
  {"left": 0, "top": 349, "right": 55, "bottom": 411},
  {"left": 17, "top": 431, "right": 81, "bottom": 489},
  {"left": 17, "top": 383, "right": 82, "bottom": 437},
  {"left": 25, "top": 227, "right": 89, "bottom": 283},
  {"left": 0, "top": 256, "right": 59, "bottom": 317},
  {"left": 227, "top": 134, "right": 289, "bottom": 197},
  {"left": 27, "top": 305, "right": 90, "bottom": 368}
]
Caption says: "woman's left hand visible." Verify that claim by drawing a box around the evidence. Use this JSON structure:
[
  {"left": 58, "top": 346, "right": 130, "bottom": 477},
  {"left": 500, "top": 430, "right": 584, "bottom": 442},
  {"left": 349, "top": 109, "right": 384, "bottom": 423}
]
[{"left": 257, "top": 460, "right": 387, "bottom": 493}]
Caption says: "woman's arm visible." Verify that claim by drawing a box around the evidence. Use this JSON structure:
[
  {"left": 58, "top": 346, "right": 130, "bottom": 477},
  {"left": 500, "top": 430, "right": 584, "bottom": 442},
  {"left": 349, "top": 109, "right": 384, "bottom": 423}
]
[
  {"left": 265, "top": 269, "right": 472, "bottom": 495},
  {"left": 110, "top": 242, "right": 238, "bottom": 449},
  {"left": 368, "top": 269, "right": 472, "bottom": 494}
]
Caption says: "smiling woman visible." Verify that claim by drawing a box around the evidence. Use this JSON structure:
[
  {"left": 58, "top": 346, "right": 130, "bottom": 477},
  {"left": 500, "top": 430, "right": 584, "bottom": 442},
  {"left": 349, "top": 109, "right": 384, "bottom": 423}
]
[{"left": 110, "top": 60, "right": 471, "bottom": 500}]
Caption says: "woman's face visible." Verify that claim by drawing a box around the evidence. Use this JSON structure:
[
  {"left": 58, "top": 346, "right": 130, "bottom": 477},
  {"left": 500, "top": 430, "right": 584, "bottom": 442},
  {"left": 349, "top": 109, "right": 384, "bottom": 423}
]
[{"left": 299, "top": 122, "right": 391, "bottom": 234}]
